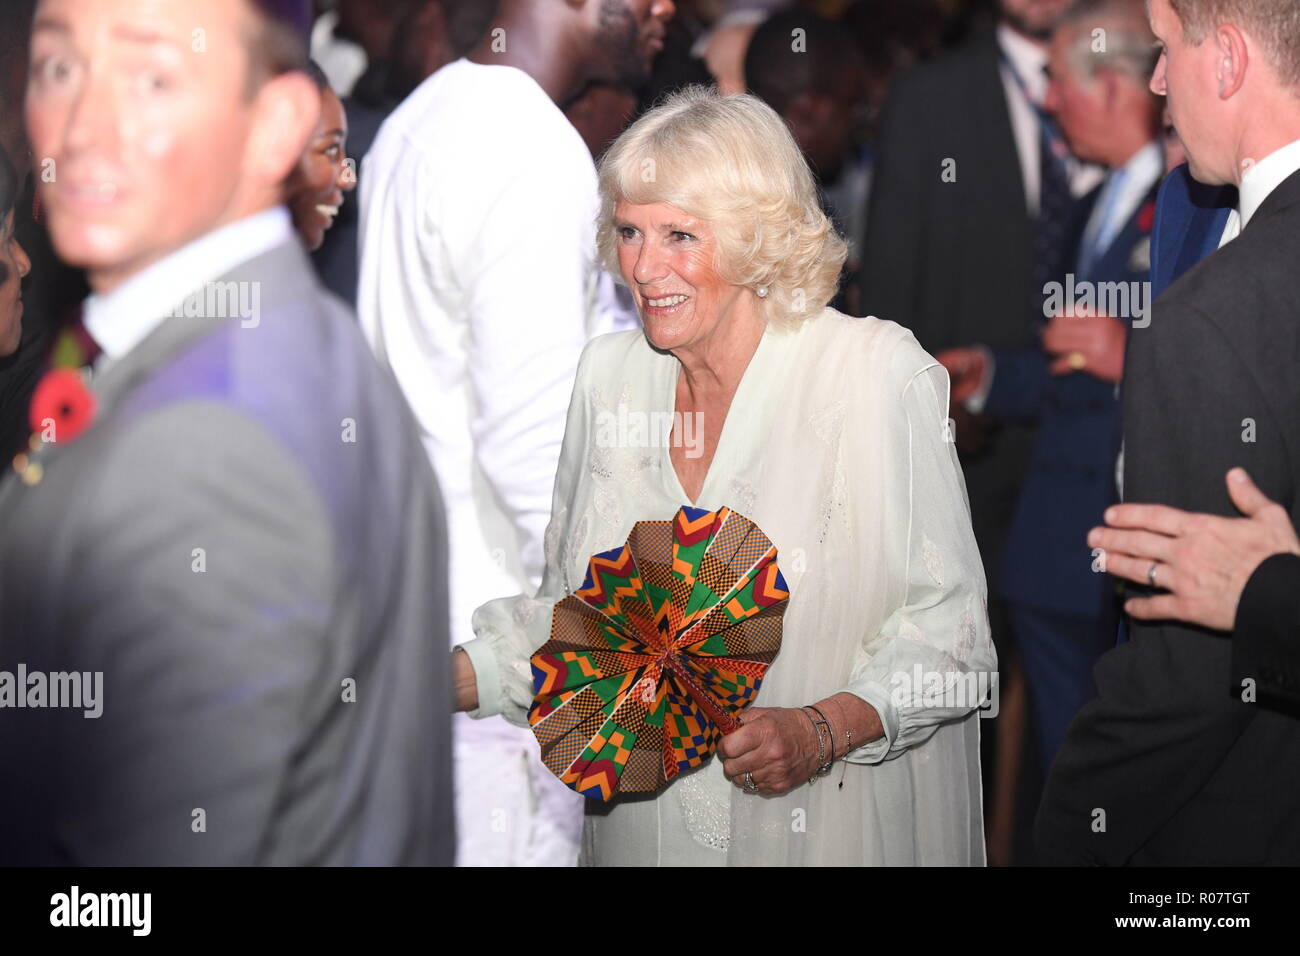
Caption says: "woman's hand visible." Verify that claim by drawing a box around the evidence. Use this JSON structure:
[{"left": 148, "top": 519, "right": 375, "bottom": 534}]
[
  {"left": 718, "top": 706, "right": 822, "bottom": 795},
  {"left": 719, "top": 694, "right": 886, "bottom": 795}
]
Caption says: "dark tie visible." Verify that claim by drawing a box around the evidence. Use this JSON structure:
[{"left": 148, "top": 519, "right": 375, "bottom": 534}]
[
  {"left": 48, "top": 309, "right": 102, "bottom": 371},
  {"left": 1034, "top": 118, "right": 1075, "bottom": 319},
  {"left": 1000, "top": 45, "right": 1078, "bottom": 326}
]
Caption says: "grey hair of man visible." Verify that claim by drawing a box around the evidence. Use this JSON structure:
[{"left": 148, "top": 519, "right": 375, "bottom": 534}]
[{"left": 1060, "top": 0, "right": 1159, "bottom": 84}]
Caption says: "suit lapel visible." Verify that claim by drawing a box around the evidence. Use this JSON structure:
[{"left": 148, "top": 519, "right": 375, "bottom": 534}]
[
  {"left": 972, "top": 31, "right": 1031, "bottom": 222},
  {"left": 1175, "top": 179, "right": 1235, "bottom": 280},
  {"left": 6, "top": 239, "right": 318, "bottom": 482},
  {"left": 1087, "top": 182, "right": 1159, "bottom": 283},
  {"left": 1243, "top": 166, "right": 1300, "bottom": 234}
]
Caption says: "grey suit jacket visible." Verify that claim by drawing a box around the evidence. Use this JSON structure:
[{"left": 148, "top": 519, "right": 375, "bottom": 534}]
[{"left": 0, "top": 236, "right": 454, "bottom": 865}]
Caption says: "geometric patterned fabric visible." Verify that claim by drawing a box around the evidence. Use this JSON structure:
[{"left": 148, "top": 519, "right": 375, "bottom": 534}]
[{"left": 528, "top": 505, "right": 790, "bottom": 801}]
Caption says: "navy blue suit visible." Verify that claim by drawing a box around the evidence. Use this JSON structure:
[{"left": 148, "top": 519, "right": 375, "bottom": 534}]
[
  {"left": 984, "top": 175, "right": 1160, "bottom": 767},
  {"left": 1149, "top": 163, "right": 1234, "bottom": 298}
]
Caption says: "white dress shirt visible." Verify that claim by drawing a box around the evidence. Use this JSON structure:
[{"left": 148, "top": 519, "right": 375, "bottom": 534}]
[
  {"left": 1077, "top": 140, "right": 1163, "bottom": 272},
  {"left": 1219, "top": 138, "right": 1300, "bottom": 248},
  {"left": 83, "top": 207, "right": 292, "bottom": 370},
  {"left": 357, "top": 58, "right": 605, "bottom": 866}
]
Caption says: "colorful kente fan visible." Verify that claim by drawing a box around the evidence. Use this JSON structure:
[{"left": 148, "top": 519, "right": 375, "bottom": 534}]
[{"left": 528, "top": 505, "right": 789, "bottom": 801}]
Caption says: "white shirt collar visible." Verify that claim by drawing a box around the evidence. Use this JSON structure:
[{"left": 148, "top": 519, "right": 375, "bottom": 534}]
[
  {"left": 1239, "top": 138, "right": 1300, "bottom": 230},
  {"left": 83, "top": 206, "right": 293, "bottom": 364},
  {"left": 1083, "top": 140, "right": 1164, "bottom": 252},
  {"left": 997, "top": 22, "right": 1049, "bottom": 104},
  {"left": 1119, "top": 139, "right": 1166, "bottom": 190}
]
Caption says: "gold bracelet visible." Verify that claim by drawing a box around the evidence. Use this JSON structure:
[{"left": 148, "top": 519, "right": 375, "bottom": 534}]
[{"left": 804, "top": 704, "right": 835, "bottom": 778}]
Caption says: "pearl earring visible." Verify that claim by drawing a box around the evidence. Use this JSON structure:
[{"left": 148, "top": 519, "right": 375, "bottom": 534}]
[{"left": 757, "top": 286, "right": 769, "bottom": 298}]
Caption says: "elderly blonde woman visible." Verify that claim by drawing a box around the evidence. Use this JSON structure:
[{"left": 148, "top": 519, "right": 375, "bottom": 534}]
[{"left": 452, "top": 86, "right": 996, "bottom": 866}]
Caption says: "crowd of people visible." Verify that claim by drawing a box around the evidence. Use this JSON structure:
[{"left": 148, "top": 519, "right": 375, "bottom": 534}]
[{"left": 0, "top": 0, "right": 1297, "bottom": 867}]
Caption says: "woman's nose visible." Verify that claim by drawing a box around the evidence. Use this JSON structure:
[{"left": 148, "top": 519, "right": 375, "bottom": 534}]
[{"left": 633, "top": 243, "right": 666, "bottom": 285}]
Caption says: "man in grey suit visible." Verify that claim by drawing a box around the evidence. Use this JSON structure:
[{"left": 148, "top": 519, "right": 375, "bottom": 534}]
[{"left": 0, "top": 0, "right": 453, "bottom": 864}]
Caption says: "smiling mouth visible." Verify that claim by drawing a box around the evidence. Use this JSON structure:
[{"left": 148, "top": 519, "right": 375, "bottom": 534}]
[
  {"left": 646, "top": 294, "right": 688, "bottom": 309},
  {"left": 316, "top": 204, "right": 340, "bottom": 218}
]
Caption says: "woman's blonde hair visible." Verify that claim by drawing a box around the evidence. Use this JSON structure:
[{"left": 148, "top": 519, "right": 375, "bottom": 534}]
[{"left": 596, "top": 86, "right": 848, "bottom": 326}]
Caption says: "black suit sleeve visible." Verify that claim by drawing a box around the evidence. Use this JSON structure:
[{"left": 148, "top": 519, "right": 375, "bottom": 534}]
[{"left": 1233, "top": 552, "right": 1300, "bottom": 718}]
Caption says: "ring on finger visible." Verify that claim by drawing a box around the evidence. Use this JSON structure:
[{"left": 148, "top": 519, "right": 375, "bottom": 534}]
[
  {"left": 1147, "top": 561, "right": 1159, "bottom": 588},
  {"left": 742, "top": 772, "right": 760, "bottom": 795}
]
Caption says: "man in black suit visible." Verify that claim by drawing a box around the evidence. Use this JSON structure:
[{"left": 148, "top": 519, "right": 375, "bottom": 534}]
[
  {"left": 1037, "top": 0, "right": 1300, "bottom": 864},
  {"left": 1087, "top": 467, "right": 1300, "bottom": 718}
]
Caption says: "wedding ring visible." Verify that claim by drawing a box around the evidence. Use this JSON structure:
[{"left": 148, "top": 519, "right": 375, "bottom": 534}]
[
  {"left": 1068, "top": 351, "right": 1086, "bottom": 371},
  {"left": 1147, "top": 561, "right": 1159, "bottom": 588},
  {"left": 742, "top": 772, "right": 760, "bottom": 794}
]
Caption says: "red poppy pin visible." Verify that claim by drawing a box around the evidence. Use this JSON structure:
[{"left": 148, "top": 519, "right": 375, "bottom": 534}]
[
  {"left": 1137, "top": 199, "right": 1156, "bottom": 234},
  {"left": 29, "top": 367, "right": 98, "bottom": 445}
]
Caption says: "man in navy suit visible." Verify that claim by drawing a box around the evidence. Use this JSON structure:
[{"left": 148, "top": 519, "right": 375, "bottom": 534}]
[{"left": 939, "top": 0, "right": 1163, "bottom": 771}]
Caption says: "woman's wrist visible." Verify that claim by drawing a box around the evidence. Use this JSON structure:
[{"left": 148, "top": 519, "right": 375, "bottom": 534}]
[
  {"left": 811, "top": 692, "right": 882, "bottom": 762},
  {"left": 452, "top": 646, "right": 479, "bottom": 713},
  {"left": 799, "top": 705, "right": 833, "bottom": 778}
]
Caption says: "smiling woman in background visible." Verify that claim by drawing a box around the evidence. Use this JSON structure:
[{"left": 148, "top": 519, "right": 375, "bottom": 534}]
[
  {"left": 286, "top": 60, "right": 354, "bottom": 251},
  {"left": 0, "top": 145, "right": 32, "bottom": 357}
]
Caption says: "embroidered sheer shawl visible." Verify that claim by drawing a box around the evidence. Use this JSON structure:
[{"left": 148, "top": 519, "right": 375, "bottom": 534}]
[{"left": 460, "top": 308, "right": 996, "bottom": 865}]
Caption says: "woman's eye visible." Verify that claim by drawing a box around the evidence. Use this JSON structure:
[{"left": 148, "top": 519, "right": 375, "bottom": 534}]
[
  {"left": 617, "top": 226, "right": 638, "bottom": 241},
  {"left": 672, "top": 231, "right": 696, "bottom": 242}
]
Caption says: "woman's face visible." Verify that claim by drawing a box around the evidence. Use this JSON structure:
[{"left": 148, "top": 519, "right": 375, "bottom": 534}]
[
  {"left": 287, "top": 88, "right": 352, "bottom": 252},
  {"left": 614, "top": 200, "right": 746, "bottom": 353},
  {"left": 0, "top": 210, "right": 32, "bottom": 356}
]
